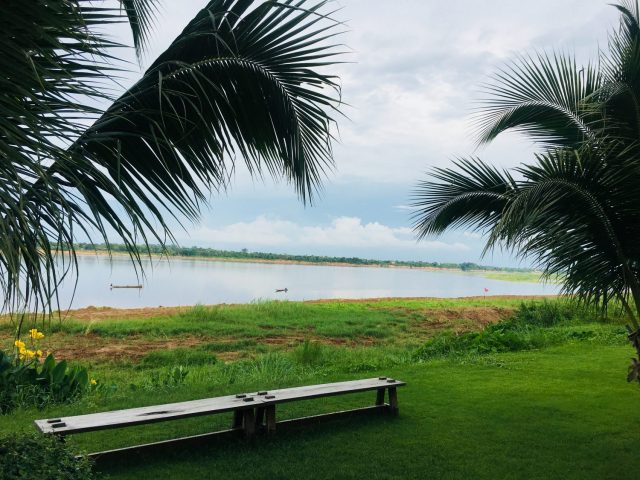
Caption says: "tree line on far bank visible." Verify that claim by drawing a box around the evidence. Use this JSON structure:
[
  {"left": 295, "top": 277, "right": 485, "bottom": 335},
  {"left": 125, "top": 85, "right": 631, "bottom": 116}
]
[{"left": 74, "top": 243, "right": 533, "bottom": 274}]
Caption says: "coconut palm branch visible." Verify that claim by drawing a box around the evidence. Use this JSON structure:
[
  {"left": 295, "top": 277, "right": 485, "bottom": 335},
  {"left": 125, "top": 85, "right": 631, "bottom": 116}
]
[
  {"left": 1, "top": 0, "right": 345, "bottom": 315},
  {"left": 475, "top": 53, "right": 602, "bottom": 148},
  {"left": 413, "top": 1, "right": 640, "bottom": 382},
  {"left": 412, "top": 158, "right": 517, "bottom": 238}
]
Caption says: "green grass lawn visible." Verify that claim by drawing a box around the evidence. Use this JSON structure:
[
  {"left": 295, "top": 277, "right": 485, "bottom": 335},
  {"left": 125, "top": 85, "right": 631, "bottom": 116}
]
[{"left": 1, "top": 298, "right": 638, "bottom": 479}]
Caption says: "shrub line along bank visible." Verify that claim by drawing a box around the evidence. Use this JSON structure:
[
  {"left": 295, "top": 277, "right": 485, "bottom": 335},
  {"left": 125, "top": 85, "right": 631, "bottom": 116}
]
[{"left": 73, "top": 243, "right": 535, "bottom": 274}]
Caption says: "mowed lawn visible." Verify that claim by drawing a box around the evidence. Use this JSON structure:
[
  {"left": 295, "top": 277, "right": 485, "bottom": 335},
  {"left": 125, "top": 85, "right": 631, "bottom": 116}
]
[{"left": 1, "top": 298, "right": 638, "bottom": 479}]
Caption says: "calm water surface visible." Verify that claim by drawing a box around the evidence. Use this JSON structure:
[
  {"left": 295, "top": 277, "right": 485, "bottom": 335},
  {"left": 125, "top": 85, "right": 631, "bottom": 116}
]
[{"left": 54, "top": 255, "right": 558, "bottom": 309}]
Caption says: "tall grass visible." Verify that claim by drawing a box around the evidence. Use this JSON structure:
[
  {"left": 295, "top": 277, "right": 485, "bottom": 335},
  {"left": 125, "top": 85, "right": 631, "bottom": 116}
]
[{"left": 414, "top": 301, "right": 626, "bottom": 360}]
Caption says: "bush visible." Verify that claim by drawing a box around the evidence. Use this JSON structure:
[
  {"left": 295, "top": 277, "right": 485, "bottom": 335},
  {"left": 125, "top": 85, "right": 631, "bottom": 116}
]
[
  {"left": 509, "top": 300, "right": 594, "bottom": 327},
  {"left": 0, "top": 350, "right": 90, "bottom": 414},
  {"left": 0, "top": 434, "right": 94, "bottom": 479},
  {"left": 292, "top": 339, "right": 324, "bottom": 366},
  {"left": 413, "top": 301, "right": 619, "bottom": 361}
]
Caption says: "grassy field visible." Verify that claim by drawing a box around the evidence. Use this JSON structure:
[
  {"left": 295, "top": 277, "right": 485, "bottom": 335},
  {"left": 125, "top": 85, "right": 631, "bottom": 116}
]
[{"left": 1, "top": 297, "right": 638, "bottom": 479}]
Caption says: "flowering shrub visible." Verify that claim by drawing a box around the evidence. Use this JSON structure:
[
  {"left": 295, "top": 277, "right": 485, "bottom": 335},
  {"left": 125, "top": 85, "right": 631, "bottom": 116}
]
[{"left": 0, "top": 329, "right": 91, "bottom": 414}]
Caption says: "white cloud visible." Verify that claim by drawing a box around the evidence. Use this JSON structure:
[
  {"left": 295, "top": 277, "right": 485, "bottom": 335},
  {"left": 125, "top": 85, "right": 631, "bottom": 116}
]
[
  {"left": 184, "top": 216, "right": 469, "bottom": 253},
  {"left": 393, "top": 205, "right": 415, "bottom": 211}
]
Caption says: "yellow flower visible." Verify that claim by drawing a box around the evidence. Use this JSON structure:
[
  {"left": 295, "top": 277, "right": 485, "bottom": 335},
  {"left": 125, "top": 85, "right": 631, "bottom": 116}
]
[
  {"left": 29, "top": 329, "right": 44, "bottom": 340},
  {"left": 14, "top": 340, "right": 25, "bottom": 349},
  {"left": 90, "top": 379, "right": 97, "bottom": 386},
  {"left": 19, "top": 346, "right": 27, "bottom": 355},
  {"left": 25, "top": 350, "right": 36, "bottom": 359},
  {"left": 35, "top": 350, "right": 43, "bottom": 358}
]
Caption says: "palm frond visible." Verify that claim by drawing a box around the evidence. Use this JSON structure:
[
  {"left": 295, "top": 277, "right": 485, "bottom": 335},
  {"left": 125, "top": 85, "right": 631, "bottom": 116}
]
[
  {"left": 1, "top": 0, "right": 129, "bottom": 313},
  {"left": 119, "top": 0, "right": 161, "bottom": 59},
  {"left": 411, "top": 158, "right": 517, "bottom": 239},
  {"left": 599, "top": 1, "right": 640, "bottom": 147},
  {"left": 1, "top": 0, "right": 346, "bottom": 314},
  {"left": 475, "top": 53, "right": 601, "bottom": 148}
]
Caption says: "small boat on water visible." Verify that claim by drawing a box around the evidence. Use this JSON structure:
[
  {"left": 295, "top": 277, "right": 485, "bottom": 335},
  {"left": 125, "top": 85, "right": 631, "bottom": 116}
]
[{"left": 110, "top": 283, "right": 143, "bottom": 289}]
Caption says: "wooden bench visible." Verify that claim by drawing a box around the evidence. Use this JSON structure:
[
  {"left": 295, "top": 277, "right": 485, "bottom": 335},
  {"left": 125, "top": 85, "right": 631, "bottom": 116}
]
[{"left": 35, "top": 377, "right": 405, "bottom": 462}]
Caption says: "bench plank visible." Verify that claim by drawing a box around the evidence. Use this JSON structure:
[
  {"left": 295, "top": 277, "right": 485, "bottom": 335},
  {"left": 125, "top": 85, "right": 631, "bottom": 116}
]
[
  {"left": 256, "top": 378, "right": 405, "bottom": 406},
  {"left": 35, "top": 377, "right": 405, "bottom": 436}
]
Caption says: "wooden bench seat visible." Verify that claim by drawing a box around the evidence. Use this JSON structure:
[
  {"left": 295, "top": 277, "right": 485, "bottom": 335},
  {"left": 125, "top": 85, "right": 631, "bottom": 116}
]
[{"left": 35, "top": 377, "right": 405, "bottom": 462}]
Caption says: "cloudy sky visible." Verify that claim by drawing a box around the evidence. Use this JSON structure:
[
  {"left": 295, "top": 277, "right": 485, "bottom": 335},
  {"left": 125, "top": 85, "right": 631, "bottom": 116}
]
[{"left": 107, "top": 0, "right": 619, "bottom": 267}]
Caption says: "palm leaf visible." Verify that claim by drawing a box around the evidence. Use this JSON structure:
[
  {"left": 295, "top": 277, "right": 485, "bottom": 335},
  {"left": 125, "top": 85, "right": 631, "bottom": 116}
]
[
  {"left": 119, "top": 0, "right": 160, "bottom": 58},
  {"left": 475, "top": 53, "right": 601, "bottom": 148},
  {"left": 411, "top": 158, "right": 517, "bottom": 238},
  {"left": 1, "top": 0, "right": 346, "bottom": 314}
]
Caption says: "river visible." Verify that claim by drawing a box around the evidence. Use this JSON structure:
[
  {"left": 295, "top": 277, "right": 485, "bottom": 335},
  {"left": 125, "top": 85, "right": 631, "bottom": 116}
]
[{"left": 51, "top": 254, "right": 558, "bottom": 309}]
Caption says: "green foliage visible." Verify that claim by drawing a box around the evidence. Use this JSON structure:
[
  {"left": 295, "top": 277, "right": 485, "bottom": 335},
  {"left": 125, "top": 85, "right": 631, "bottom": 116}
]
[
  {"left": 414, "top": 302, "right": 625, "bottom": 360},
  {"left": 141, "top": 348, "right": 217, "bottom": 367},
  {"left": 139, "top": 366, "right": 189, "bottom": 391},
  {"left": 0, "top": 433, "right": 94, "bottom": 480},
  {"left": 0, "top": 351, "right": 89, "bottom": 414},
  {"left": 292, "top": 340, "right": 324, "bottom": 366}
]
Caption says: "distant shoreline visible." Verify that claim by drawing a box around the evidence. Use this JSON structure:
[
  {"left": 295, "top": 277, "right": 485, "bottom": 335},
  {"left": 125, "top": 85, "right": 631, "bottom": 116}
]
[{"left": 73, "top": 248, "right": 542, "bottom": 279}]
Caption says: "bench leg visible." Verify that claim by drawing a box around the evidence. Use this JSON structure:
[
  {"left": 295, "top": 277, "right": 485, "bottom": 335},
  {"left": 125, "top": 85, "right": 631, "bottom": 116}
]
[
  {"left": 265, "top": 405, "right": 276, "bottom": 434},
  {"left": 242, "top": 409, "right": 256, "bottom": 439},
  {"left": 231, "top": 409, "right": 243, "bottom": 429},
  {"left": 375, "top": 388, "right": 386, "bottom": 406},
  {"left": 255, "top": 407, "right": 266, "bottom": 431},
  {"left": 388, "top": 387, "right": 399, "bottom": 416}
]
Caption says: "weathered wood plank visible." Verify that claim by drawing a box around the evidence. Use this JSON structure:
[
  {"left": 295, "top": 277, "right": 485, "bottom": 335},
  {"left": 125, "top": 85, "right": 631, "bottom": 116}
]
[
  {"left": 35, "top": 394, "right": 258, "bottom": 435},
  {"left": 35, "top": 378, "right": 405, "bottom": 436},
  {"left": 255, "top": 378, "right": 406, "bottom": 407}
]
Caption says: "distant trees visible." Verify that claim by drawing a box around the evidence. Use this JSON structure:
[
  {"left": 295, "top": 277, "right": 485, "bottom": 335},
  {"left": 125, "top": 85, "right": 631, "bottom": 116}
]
[
  {"left": 75, "top": 243, "right": 531, "bottom": 273},
  {"left": 412, "top": 1, "right": 640, "bottom": 382}
]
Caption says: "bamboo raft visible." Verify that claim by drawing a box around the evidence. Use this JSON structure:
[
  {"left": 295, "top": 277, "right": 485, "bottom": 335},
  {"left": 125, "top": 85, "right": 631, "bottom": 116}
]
[{"left": 109, "top": 284, "right": 143, "bottom": 289}]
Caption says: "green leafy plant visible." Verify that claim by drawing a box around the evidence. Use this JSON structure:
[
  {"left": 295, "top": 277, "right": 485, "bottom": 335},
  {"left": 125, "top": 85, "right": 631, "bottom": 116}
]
[
  {"left": 0, "top": 349, "right": 89, "bottom": 414},
  {"left": 0, "top": 433, "right": 94, "bottom": 480}
]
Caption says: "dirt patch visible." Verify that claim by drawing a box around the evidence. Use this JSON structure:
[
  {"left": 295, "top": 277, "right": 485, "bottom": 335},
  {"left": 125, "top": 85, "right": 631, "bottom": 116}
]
[
  {"left": 308, "top": 295, "right": 556, "bottom": 305},
  {"left": 398, "top": 306, "right": 516, "bottom": 338},
  {"left": 58, "top": 305, "right": 189, "bottom": 321},
  {"left": 23, "top": 332, "right": 379, "bottom": 364},
  {"left": 44, "top": 334, "right": 206, "bottom": 362},
  {"left": 425, "top": 306, "right": 515, "bottom": 326}
]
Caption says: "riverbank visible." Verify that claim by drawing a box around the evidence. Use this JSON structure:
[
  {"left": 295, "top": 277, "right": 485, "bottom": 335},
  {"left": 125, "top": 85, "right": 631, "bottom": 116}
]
[
  {"left": 47, "top": 294, "right": 556, "bottom": 321},
  {"left": 3, "top": 296, "right": 558, "bottom": 364}
]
